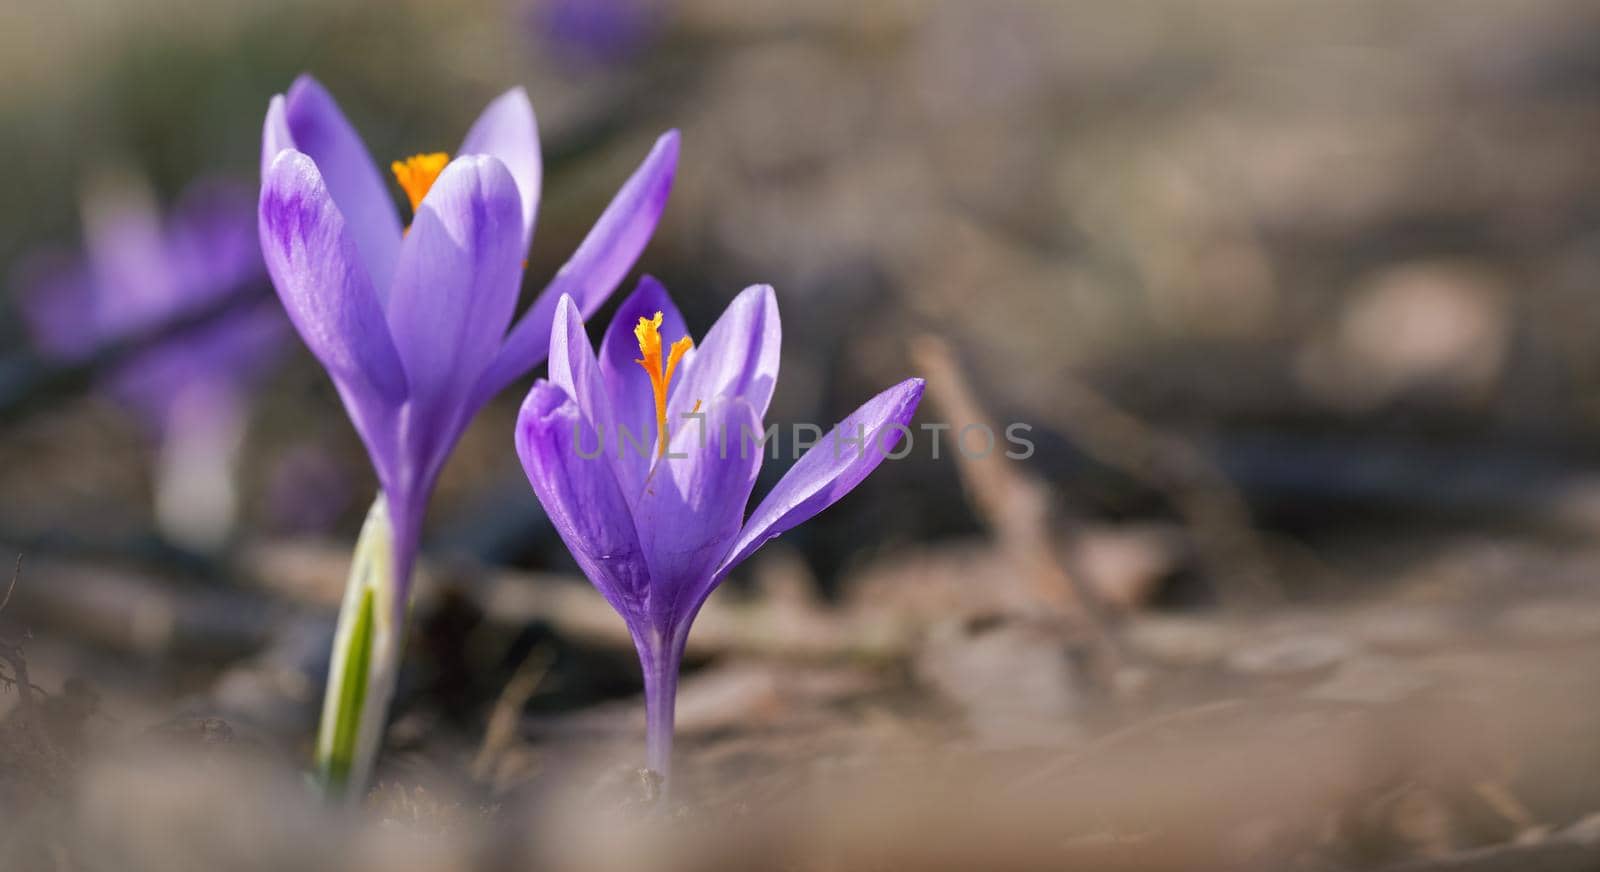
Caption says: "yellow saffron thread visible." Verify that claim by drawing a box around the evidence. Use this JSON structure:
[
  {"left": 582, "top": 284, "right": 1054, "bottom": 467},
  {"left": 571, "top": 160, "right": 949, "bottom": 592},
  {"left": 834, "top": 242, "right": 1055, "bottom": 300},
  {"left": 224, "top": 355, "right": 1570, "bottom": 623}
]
[
  {"left": 390, "top": 152, "right": 450, "bottom": 215},
  {"left": 634, "top": 312, "right": 693, "bottom": 457}
]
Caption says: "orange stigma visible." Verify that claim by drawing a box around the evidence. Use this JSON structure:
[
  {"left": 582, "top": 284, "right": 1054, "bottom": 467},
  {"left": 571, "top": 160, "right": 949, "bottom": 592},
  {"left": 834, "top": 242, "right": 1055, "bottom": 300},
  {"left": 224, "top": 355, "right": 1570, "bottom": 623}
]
[
  {"left": 391, "top": 152, "right": 449, "bottom": 214},
  {"left": 634, "top": 312, "right": 693, "bottom": 457}
]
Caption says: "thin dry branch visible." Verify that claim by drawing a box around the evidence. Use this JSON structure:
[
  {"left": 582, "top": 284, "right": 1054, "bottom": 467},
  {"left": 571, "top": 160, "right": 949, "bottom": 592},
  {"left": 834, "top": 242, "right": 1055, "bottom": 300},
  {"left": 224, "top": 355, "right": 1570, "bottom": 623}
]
[
  {"left": 0, "top": 555, "right": 39, "bottom": 714},
  {"left": 910, "top": 336, "right": 1119, "bottom": 652},
  {"left": 0, "top": 637, "right": 38, "bottom": 719},
  {"left": 0, "top": 286, "right": 271, "bottom": 425}
]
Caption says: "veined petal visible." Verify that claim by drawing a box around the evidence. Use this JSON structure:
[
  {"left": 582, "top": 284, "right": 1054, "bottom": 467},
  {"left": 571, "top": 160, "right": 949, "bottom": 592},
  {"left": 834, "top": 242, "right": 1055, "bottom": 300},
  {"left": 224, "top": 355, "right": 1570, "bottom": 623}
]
[
  {"left": 258, "top": 149, "right": 408, "bottom": 408},
  {"left": 598, "top": 276, "right": 691, "bottom": 499},
  {"left": 459, "top": 87, "right": 541, "bottom": 251},
  {"left": 549, "top": 294, "right": 615, "bottom": 447},
  {"left": 260, "top": 150, "right": 408, "bottom": 481},
  {"left": 471, "top": 130, "right": 680, "bottom": 407},
  {"left": 283, "top": 75, "right": 402, "bottom": 296},
  {"left": 715, "top": 378, "right": 925, "bottom": 578},
  {"left": 665, "top": 284, "right": 780, "bottom": 424},
  {"left": 386, "top": 155, "right": 525, "bottom": 471},
  {"left": 633, "top": 397, "right": 762, "bottom": 633},
  {"left": 516, "top": 380, "right": 651, "bottom": 627}
]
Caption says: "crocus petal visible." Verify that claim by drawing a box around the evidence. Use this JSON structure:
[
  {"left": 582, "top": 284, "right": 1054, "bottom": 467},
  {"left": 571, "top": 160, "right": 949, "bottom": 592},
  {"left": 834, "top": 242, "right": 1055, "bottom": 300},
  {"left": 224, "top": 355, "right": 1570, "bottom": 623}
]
[
  {"left": 82, "top": 182, "right": 179, "bottom": 328},
  {"left": 632, "top": 397, "right": 763, "bottom": 634},
  {"left": 471, "top": 130, "right": 680, "bottom": 407},
  {"left": 283, "top": 75, "right": 402, "bottom": 296},
  {"left": 385, "top": 155, "right": 526, "bottom": 475},
  {"left": 161, "top": 178, "right": 284, "bottom": 402},
  {"left": 258, "top": 149, "right": 408, "bottom": 408},
  {"left": 665, "top": 284, "right": 780, "bottom": 425},
  {"left": 548, "top": 293, "right": 616, "bottom": 445},
  {"left": 516, "top": 380, "right": 651, "bottom": 628},
  {"left": 715, "top": 377, "right": 925, "bottom": 579},
  {"left": 459, "top": 87, "right": 541, "bottom": 251},
  {"left": 262, "top": 95, "right": 294, "bottom": 179},
  {"left": 165, "top": 180, "right": 264, "bottom": 299},
  {"left": 598, "top": 275, "right": 691, "bottom": 499}
]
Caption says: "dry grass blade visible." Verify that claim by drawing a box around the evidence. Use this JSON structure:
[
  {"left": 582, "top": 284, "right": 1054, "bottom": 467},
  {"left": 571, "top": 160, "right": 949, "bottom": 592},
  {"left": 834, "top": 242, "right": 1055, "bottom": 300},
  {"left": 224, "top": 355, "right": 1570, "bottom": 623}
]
[
  {"left": 473, "top": 645, "right": 555, "bottom": 784},
  {"left": 0, "top": 554, "right": 20, "bottom": 617}
]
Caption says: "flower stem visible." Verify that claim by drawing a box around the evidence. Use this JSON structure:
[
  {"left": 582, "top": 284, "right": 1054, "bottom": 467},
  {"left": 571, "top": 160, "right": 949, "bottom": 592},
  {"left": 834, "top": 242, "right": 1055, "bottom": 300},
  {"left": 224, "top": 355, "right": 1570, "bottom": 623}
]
[
  {"left": 314, "top": 494, "right": 410, "bottom": 801},
  {"left": 643, "top": 657, "right": 678, "bottom": 781},
  {"left": 638, "top": 628, "right": 688, "bottom": 791}
]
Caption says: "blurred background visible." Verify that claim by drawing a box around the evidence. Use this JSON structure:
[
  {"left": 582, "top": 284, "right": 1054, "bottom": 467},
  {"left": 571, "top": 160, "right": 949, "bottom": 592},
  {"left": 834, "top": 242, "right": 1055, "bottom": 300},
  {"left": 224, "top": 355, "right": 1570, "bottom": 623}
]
[{"left": 7, "top": 0, "right": 1600, "bottom": 869}]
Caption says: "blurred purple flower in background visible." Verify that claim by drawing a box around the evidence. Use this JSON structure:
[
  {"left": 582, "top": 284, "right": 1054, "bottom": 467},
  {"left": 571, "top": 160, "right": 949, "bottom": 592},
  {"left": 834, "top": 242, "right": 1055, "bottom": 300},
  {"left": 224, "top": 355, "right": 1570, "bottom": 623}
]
[
  {"left": 258, "top": 73, "right": 678, "bottom": 793},
  {"left": 14, "top": 174, "right": 283, "bottom": 549},
  {"left": 515, "top": 280, "right": 923, "bottom": 782},
  {"left": 526, "top": 0, "right": 668, "bottom": 70}
]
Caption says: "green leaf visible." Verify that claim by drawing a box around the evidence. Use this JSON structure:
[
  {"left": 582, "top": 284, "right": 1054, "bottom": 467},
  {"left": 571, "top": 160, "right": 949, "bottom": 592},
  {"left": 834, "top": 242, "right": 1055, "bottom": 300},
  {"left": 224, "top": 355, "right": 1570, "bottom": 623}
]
[{"left": 319, "top": 585, "right": 374, "bottom": 797}]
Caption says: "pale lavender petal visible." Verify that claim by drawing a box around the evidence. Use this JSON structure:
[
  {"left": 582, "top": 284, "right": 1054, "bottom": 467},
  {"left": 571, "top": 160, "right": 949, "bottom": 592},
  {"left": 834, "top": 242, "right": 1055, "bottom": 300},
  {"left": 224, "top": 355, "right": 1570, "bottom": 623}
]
[
  {"left": 665, "top": 284, "right": 779, "bottom": 424},
  {"left": 598, "top": 275, "right": 690, "bottom": 498},
  {"left": 633, "top": 397, "right": 762, "bottom": 632},
  {"left": 548, "top": 294, "right": 616, "bottom": 446},
  {"left": 385, "top": 154, "right": 524, "bottom": 472},
  {"left": 715, "top": 377, "right": 925, "bottom": 578},
  {"left": 111, "top": 297, "right": 285, "bottom": 428},
  {"left": 258, "top": 149, "right": 408, "bottom": 408},
  {"left": 261, "top": 95, "right": 294, "bottom": 179},
  {"left": 283, "top": 75, "right": 402, "bottom": 295},
  {"left": 165, "top": 180, "right": 265, "bottom": 302},
  {"left": 81, "top": 185, "right": 179, "bottom": 332},
  {"left": 188, "top": 299, "right": 287, "bottom": 390},
  {"left": 459, "top": 87, "right": 541, "bottom": 250},
  {"left": 471, "top": 130, "right": 680, "bottom": 406},
  {"left": 516, "top": 380, "right": 651, "bottom": 628}
]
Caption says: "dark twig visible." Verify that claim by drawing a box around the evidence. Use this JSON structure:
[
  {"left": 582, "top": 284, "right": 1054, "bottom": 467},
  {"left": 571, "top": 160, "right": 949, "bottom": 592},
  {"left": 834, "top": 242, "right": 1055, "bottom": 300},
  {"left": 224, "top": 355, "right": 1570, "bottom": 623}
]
[
  {"left": 0, "top": 642, "right": 40, "bottom": 717},
  {"left": 0, "top": 284, "right": 270, "bottom": 425}
]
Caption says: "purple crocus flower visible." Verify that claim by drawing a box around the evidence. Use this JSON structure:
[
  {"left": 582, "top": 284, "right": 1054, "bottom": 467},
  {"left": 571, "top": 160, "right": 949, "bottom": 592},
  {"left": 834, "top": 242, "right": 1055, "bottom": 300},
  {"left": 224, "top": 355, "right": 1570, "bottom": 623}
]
[
  {"left": 257, "top": 74, "right": 677, "bottom": 793},
  {"left": 526, "top": 0, "right": 668, "bottom": 70},
  {"left": 515, "top": 280, "right": 924, "bottom": 780},
  {"left": 258, "top": 74, "right": 678, "bottom": 613},
  {"left": 15, "top": 176, "right": 281, "bottom": 548}
]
